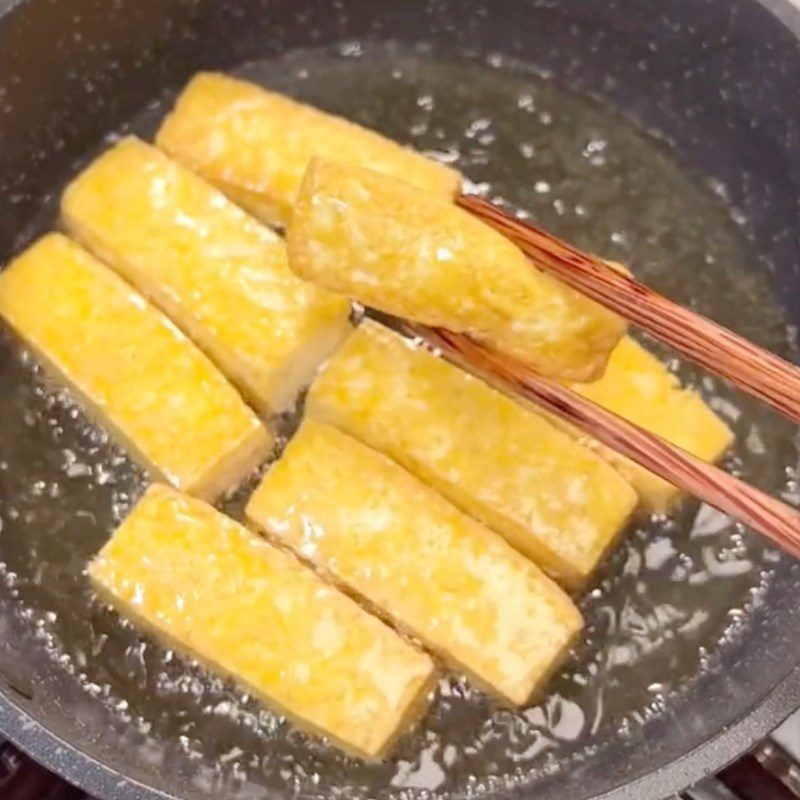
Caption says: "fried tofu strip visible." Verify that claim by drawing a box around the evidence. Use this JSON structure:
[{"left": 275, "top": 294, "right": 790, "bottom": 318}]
[
  {"left": 0, "top": 234, "right": 270, "bottom": 499},
  {"left": 288, "top": 159, "right": 626, "bottom": 381},
  {"left": 247, "top": 420, "right": 583, "bottom": 706},
  {"left": 90, "top": 485, "right": 435, "bottom": 760},
  {"left": 562, "top": 336, "right": 734, "bottom": 512},
  {"left": 156, "top": 72, "right": 460, "bottom": 227},
  {"left": 62, "top": 137, "right": 350, "bottom": 415},
  {"left": 307, "top": 320, "right": 637, "bottom": 587}
]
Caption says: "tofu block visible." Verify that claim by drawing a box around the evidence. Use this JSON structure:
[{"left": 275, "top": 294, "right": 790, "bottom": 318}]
[
  {"left": 156, "top": 72, "right": 460, "bottom": 228},
  {"left": 247, "top": 420, "right": 583, "bottom": 706},
  {"left": 288, "top": 159, "right": 626, "bottom": 382},
  {"left": 306, "top": 320, "right": 637, "bottom": 588},
  {"left": 0, "top": 234, "right": 270, "bottom": 499},
  {"left": 90, "top": 485, "right": 435, "bottom": 760},
  {"left": 563, "top": 336, "right": 735, "bottom": 512},
  {"left": 62, "top": 137, "right": 351, "bottom": 415}
]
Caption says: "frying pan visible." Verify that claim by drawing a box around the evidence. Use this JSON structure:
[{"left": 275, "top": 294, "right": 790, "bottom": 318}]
[{"left": 0, "top": 0, "right": 799, "bottom": 799}]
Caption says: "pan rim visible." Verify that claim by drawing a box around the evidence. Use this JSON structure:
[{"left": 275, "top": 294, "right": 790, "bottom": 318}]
[
  {"left": 0, "top": 0, "right": 798, "bottom": 796},
  {"left": 1, "top": 660, "right": 799, "bottom": 800}
]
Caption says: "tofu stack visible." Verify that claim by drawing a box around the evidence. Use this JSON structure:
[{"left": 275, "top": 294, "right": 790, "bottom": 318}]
[
  {"left": 0, "top": 234, "right": 270, "bottom": 499},
  {"left": 90, "top": 485, "right": 436, "bottom": 760},
  {"left": 562, "top": 336, "right": 734, "bottom": 512},
  {"left": 288, "top": 159, "right": 626, "bottom": 382},
  {"left": 247, "top": 420, "right": 583, "bottom": 707},
  {"left": 307, "top": 320, "right": 637, "bottom": 588},
  {"left": 156, "top": 72, "right": 460, "bottom": 228},
  {"left": 4, "top": 73, "right": 737, "bottom": 763},
  {"left": 62, "top": 137, "right": 351, "bottom": 416}
]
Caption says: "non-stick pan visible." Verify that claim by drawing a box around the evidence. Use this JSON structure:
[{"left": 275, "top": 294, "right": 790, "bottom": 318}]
[{"left": 1, "top": 1, "right": 799, "bottom": 799}]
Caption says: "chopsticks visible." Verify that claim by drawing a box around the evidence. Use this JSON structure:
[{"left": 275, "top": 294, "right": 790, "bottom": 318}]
[
  {"left": 410, "top": 324, "right": 800, "bottom": 559},
  {"left": 396, "top": 194, "right": 800, "bottom": 558},
  {"left": 458, "top": 194, "right": 800, "bottom": 425}
]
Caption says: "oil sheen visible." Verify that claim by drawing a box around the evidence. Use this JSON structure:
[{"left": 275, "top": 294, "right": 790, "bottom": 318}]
[{"left": 0, "top": 42, "right": 798, "bottom": 799}]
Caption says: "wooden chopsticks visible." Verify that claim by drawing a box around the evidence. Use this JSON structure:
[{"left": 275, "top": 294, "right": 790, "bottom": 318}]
[
  {"left": 390, "top": 194, "right": 800, "bottom": 558},
  {"left": 458, "top": 194, "right": 800, "bottom": 425},
  {"left": 410, "top": 324, "right": 800, "bottom": 559}
]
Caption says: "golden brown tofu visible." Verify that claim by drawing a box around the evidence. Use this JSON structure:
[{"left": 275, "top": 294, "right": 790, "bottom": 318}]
[
  {"left": 62, "top": 137, "right": 351, "bottom": 415},
  {"left": 306, "top": 320, "right": 637, "bottom": 588},
  {"left": 90, "top": 485, "right": 435, "bottom": 760},
  {"left": 156, "top": 72, "right": 460, "bottom": 228},
  {"left": 288, "top": 159, "right": 626, "bottom": 381},
  {"left": 246, "top": 420, "right": 583, "bottom": 706},
  {"left": 561, "top": 336, "right": 734, "bottom": 512},
  {"left": 0, "top": 234, "right": 270, "bottom": 499}
]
